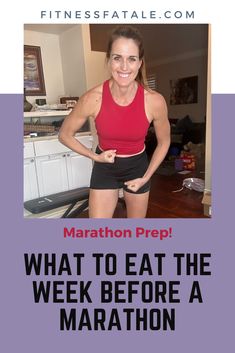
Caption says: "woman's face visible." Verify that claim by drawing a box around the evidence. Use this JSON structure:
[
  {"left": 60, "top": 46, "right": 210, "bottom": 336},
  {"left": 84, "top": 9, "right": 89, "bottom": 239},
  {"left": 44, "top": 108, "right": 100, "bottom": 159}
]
[{"left": 109, "top": 37, "right": 142, "bottom": 87}]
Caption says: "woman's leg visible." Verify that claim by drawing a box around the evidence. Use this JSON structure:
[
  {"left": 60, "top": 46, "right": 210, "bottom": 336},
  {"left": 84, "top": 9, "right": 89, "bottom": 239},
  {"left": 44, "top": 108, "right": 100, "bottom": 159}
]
[
  {"left": 89, "top": 189, "right": 119, "bottom": 218},
  {"left": 123, "top": 190, "right": 150, "bottom": 218}
]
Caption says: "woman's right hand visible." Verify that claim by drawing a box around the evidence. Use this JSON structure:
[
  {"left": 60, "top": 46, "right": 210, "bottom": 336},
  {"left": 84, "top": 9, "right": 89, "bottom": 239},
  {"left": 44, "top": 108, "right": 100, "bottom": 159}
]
[{"left": 95, "top": 150, "right": 117, "bottom": 163}]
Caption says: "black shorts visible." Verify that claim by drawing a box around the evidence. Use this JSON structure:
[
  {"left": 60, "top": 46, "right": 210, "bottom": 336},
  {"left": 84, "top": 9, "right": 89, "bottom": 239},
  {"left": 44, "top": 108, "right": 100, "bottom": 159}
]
[{"left": 90, "top": 146, "right": 151, "bottom": 194}]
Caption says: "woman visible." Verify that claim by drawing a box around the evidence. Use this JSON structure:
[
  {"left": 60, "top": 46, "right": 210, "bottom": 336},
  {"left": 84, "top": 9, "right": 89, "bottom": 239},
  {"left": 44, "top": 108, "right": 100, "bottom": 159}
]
[{"left": 59, "top": 26, "right": 170, "bottom": 218}]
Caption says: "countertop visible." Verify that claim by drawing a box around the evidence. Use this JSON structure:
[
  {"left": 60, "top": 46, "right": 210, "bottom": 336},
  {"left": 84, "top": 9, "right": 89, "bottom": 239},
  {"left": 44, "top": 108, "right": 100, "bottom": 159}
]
[
  {"left": 24, "top": 131, "right": 92, "bottom": 143},
  {"left": 24, "top": 110, "right": 70, "bottom": 118}
]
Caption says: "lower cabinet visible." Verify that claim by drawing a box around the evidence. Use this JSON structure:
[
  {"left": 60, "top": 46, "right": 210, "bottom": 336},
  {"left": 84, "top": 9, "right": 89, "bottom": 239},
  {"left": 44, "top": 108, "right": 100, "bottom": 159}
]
[
  {"left": 24, "top": 158, "right": 39, "bottom": 201},
  {"left": 23, "top": 136, "right": 93, "bottom": 201},
  {"left": 36, "top": 153, "right": 69, "bottom": 197},
  {"left": 66, "top": 152, "right": 92, "bottom": 190},
  {"left": 35, "top": 152, "right": 93, "bottom": 197}
]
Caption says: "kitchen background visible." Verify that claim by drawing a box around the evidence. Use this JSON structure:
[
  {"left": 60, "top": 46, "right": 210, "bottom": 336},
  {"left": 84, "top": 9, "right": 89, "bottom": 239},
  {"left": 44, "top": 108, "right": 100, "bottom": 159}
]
[{"left": 23, "top": 24, "right": 211, "bottom": 217}]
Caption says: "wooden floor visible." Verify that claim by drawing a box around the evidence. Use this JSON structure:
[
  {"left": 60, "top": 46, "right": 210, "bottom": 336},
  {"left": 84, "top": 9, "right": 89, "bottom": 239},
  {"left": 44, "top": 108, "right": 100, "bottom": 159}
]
[
  {"left": 146, "top": 172, "right": 206, "bottom": 218},
  {"left": 79, "top": 171, "right": 207, "bottom": 218}
]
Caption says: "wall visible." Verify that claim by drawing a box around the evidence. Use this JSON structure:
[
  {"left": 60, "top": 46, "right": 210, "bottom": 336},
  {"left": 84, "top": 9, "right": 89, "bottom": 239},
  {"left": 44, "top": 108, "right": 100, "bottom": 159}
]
[
  {"left": 81, "top": 24, "right": 109, "bottom": 90},
  {"left": 147, "top": 50, "right": 208, "bottom": 122},
  {"left": 59, "top": 26, "right": 87, "bottom": 97},
  {"left": 24, "top": 26, "right": 88, "bottom": 105},
  {"left": 81, "top": 24, "right": 109, "bottom": 147},
  {"left": 24, "top": 30, "right": 65, "bottom": 104}
]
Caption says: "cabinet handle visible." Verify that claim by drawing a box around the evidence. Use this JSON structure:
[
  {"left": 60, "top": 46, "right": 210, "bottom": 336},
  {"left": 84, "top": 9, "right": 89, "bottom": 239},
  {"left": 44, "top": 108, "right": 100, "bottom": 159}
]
[
  {"left": 67, "top": 153, "right": 70, "bottom": 157},
  {"left": 30, "top": 159, "right": 34, "bottom": 163},
  {"left": 63, "top": 154, "right": 66, "bottom": 157}
]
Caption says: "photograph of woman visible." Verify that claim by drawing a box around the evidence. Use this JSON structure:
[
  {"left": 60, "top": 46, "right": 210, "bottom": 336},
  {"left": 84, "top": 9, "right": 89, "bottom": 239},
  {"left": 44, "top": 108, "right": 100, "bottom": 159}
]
[{"left": 59, "top": 26, "right": 170, "bottom": 218}]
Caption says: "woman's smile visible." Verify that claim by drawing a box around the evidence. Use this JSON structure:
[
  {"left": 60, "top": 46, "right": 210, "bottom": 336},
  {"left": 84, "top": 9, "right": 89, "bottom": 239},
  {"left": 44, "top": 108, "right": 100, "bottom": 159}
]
[{"left": 117, "top": 72, "right": 131, "bottom": 78}]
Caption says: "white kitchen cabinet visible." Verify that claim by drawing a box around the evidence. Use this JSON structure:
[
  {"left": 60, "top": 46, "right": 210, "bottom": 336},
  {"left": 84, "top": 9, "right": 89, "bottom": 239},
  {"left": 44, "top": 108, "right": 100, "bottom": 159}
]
[
  {"left": 34, "top": 139, "right": 70, "bottom": 156},
  {"left": 24, "top": 158, "right": 39, "bottom": 201},
  {"left": 66, "top": 152, "right": 92, "bottom": 190},
  {"left": 24, "top": 135, "right": 93, "bottom": 201},
  {"left": 35, "top": 153, "right": 69, "bottom": 197},
  {"left": 24, "top": 142, "right": 39, "bottom": 201},
  {"left": 35, "top": 151, "right": 92, "bottom": 197},
  {"left": 24, "top": 141, "right": 35, "bottom": 158}
]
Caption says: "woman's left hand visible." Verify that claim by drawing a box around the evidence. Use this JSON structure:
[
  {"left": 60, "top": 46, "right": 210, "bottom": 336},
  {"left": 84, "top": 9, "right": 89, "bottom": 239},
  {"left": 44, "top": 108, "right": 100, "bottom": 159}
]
[{"left": 124, "top": 178, "right": 147, "bottom": 193}]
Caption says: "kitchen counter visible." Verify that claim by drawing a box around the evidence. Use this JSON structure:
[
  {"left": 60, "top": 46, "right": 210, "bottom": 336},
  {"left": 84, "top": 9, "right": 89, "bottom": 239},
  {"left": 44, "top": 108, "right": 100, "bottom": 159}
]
[
  {"left": 24, "top": 110, "right": 91, "bottom": 142},
  {"left": 24, "top": 131, "right": 92, "bottom": 143},
  {"left": 24, "top": 110, "right": 70, "bottom": 118}
]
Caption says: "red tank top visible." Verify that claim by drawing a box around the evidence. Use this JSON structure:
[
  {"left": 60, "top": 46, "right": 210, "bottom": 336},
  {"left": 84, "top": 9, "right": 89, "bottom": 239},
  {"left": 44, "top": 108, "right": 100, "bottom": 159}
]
[{"left": 95, "top": 80, "right": 150, "bottom": 155}]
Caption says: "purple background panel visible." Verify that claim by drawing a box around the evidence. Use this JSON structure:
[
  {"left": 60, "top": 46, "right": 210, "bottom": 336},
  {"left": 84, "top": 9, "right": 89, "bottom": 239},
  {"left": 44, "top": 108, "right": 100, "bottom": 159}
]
[{"left": 1, "top": 94, "right": 234, "bottom": 352}]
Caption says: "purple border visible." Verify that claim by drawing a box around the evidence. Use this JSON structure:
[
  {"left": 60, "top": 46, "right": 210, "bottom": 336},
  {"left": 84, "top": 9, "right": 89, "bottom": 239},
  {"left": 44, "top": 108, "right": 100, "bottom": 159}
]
[{"left": 1, "top": 94, "right": 234, "bottom": 352}]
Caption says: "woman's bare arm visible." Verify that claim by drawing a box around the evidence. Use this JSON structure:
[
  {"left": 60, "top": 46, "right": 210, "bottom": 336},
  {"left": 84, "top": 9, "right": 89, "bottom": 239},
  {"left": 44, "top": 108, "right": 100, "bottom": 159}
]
[
  {"left": 142, "top": 92, "right": 171, "bottom": 182},
  {"left": 59, "top": 88, "right": 116, "bottom": 163},
  {"left": 124, "top": 92, "right": 170, "bottom": 192}
]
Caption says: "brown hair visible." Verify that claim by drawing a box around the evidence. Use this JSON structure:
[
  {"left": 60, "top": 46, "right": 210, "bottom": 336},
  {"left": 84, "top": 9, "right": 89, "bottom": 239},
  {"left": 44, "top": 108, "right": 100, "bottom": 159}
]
[{"left": 106, "top": 26, "right": 147, "bottom": 87}]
